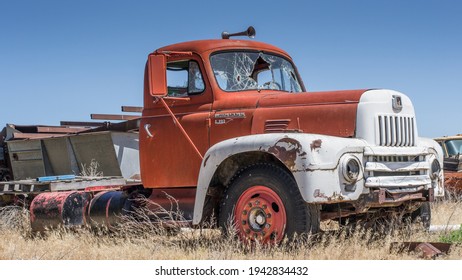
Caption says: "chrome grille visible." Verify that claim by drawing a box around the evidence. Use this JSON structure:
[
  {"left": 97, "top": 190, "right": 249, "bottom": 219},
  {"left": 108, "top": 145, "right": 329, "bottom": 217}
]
[
  {"left": 377, "top": 115, "right": 415, "bottom": 147},
  {"left": 364, "top": 153, "right": 431, "bottom": 188}
]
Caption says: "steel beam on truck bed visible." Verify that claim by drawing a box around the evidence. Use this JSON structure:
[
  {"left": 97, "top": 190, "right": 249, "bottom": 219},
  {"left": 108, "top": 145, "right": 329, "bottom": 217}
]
[
  {"left": 60, "top": 121, "right": 108, "bottom": 127},
  {"left": 91, "top": 114, "right": 140, "bottom": 121},
  {"left": 36, "top": 126, "right": 87, "bottom": 134},
  {"left": 84, "top": 118, "right": 140, "bottom": 132},
  {"left": 11, "top": 132, "right": 62, "bottom": 139},
  {"left": 0, "top": 176, "right": 130, "bottom": 194},
  {"left": 121, "top": 106, "right": 143, "bottom": 113}
]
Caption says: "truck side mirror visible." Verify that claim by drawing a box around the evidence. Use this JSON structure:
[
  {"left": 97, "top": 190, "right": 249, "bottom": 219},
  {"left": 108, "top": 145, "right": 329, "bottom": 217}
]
[{"left": 148, "top": 54, "right": 167, "bottom": 97}]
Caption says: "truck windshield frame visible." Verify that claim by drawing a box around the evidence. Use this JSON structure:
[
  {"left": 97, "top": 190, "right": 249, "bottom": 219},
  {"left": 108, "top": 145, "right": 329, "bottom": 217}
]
[
  {"left": 210, "top": 51, "right": 303, "bottom": 93},
  {"left": 445, "top": 139, "right": 462, "bottom": 156}
]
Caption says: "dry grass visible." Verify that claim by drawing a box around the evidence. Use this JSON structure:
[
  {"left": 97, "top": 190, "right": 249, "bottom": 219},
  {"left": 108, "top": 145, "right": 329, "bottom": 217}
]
[
  {"left": 1, "top": 200, "right": 462, "bottom": 260},
  {"left": 80, "top": 159, "right": 103, "bottom": 177}
]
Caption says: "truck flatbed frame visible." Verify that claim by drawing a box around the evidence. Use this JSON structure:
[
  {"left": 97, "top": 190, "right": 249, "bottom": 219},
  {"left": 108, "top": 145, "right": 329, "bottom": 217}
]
[{"left": 0, "top": 176, "right": 137, "bottom": 194}]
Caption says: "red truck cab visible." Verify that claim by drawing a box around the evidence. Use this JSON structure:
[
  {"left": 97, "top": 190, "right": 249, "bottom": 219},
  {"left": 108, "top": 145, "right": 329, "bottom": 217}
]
[{"left": 141, "top": 39, "right": 363, "bottom": 188}]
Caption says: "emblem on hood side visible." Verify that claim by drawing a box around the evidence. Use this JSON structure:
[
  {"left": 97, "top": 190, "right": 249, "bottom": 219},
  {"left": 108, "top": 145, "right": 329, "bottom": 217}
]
[{"left": 392, "top": 95, "right": 403, "bottom": 112}]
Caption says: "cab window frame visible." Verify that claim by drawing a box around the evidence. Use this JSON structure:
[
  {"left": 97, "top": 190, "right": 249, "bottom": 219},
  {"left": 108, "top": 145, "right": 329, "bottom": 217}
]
[{"left": 166, "top": 59, "right": 206, "bottom": 97}]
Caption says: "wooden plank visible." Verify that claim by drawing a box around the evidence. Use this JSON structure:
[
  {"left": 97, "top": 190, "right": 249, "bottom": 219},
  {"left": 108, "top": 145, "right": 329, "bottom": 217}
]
[
  {"left": 90, "top": 114, "right": 139, "bottom": 121},
  {"left": 36, "top": 126, "right": 87, "bottom": 134},
  {"left": 121, "top": 106, "right": 143, "bottom": 113},
  {"left": 49, "top": 177, "right": 127, "bottom": 192},
  {"left": 11, "top": 132, "right": 61, "bottom": 139}
]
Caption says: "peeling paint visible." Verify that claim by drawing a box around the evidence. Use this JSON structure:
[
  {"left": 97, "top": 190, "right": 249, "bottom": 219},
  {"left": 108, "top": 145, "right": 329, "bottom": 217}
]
[
  {"left": 203, "top": 155, "right": 210, "bottom": 167},
  {"left": 313, "top": 188, "right": 345, "bottom": 202},
  {"left": 267, "top": 137, "right": 303, "bottom": 169},
  {"left": 313, "top": 189, "right": 325, "bottom": 199},
  {"left": 310, "top": 139, "right": 322, "bottom": 151},
  {"left": 30, "top": 191, "right": 88, "bottom": 231}
]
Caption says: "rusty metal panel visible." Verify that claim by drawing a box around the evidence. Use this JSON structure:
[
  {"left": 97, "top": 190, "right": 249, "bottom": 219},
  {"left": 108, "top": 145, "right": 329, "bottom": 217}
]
[
  {"left": 42, "top": 137, "right": 74, "bottom": 176},
  {"left": 49, "top": 177, "right": 127, "bottom": 192},
  {"left": 391, "top": 242, "right": 452, "bottom": 259},
  {"left": 121, "top": 106, "right": 142, "bottom": 113},
  {"left": 91, "top": 114, "right": 139, "bottom": 121},
  {"left": 0, "top": 176, "right": 127, "bottom": 194},
  {"left": 11, "top": 132, "right": 59, "bottom": 139},
  {"left": 147, "top": 187, "right": 196, "bottom": 221},
  {"left": 36, "top": 126, "right": 87, "bottom": 133},
  {"left": 6, "top": 130, "right": 138, "bottom": 181},
  {"left": 444, "top": 171, "right": 462, "bottom": 195},
  {"left": 69, "top": 132, "right": 122, "bottom": 177},
  {"left": 7, "top": 139, "right": 46, "bottom": 180},
  {"left": 249, "top": 90, "right": 365, "bottom": 138},
  {"left": 111, "top": 132, "right": 140, "bottom": 180},
  {"left": 60, "top": 121, "right": 107, "bottom": 127}
]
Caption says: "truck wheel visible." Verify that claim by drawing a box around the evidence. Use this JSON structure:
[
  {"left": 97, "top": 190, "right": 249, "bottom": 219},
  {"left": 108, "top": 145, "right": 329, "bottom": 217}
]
[
  {"left": 410, "top": 202, "right": 431, "bottom": 230},
  {"left": 219, "top": 163, "right": 319, "bottom": 243}
]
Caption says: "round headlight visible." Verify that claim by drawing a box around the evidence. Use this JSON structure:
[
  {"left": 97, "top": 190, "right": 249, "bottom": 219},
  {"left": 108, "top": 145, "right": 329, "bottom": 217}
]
[
  {"left": 341, "top": 156, "right": 361, "bottom": 183},
  {"left": 430, "top": 159, "right": 441, "bottom": 179}
]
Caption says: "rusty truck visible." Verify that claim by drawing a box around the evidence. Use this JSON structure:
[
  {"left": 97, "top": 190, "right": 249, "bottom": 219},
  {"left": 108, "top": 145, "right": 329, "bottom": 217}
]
[
  {"left": 0, "top": 27, "right": 444, "bottom": 242},
  {"left": 435, "top": 135, "right": 462, "bottom": 196}
]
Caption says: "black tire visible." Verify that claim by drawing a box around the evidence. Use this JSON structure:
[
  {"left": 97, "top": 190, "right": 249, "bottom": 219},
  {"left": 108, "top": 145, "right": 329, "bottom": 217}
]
[
  {"left": 218, "top": 163, "right": 320, "bottom": 243},
  {"left": 410, "top": 202, "right": 431, "bottom": 230}
]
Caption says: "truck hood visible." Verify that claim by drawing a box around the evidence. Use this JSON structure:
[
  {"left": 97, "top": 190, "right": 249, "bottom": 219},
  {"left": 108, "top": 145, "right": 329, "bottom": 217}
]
[
  {"left": 256, "top": 89, "right": 367, "bottom": 107},
  {"left": 251, "top": 89, "right": 369, "bottom": 137}
]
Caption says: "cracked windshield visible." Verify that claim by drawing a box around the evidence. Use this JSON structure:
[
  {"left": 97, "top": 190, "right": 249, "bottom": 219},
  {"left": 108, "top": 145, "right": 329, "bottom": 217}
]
[{"left": 210, "top": 52, "right": 303, "bottom": 93}]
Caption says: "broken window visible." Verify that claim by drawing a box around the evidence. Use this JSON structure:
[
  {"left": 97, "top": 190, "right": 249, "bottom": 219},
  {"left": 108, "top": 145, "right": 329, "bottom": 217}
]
[
  {"left": 167, "top": 60, "right": 205, "bottom": 97},
  {"left": 210, "top": 51, "right": 303, "bottom": 93}
]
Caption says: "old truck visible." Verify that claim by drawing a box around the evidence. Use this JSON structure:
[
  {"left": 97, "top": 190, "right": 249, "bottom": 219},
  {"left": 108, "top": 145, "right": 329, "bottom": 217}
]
[
  {"left": 435, "top": 135, "right": 462, "bottom": 196},
  {"left": 0, "top": 27, "right": 444, "bottom": 242}
]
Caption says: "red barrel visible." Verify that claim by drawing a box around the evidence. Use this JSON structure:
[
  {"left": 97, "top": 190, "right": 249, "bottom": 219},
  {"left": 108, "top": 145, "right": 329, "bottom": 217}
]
[{"left": 30, "top": 191, "right": 91, "bottom": 231}]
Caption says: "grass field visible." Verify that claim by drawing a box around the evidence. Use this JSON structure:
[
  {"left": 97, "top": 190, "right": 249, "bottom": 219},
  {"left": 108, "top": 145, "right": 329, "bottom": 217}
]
[{"left": 1, "top": 200, "right": 462, "bottom": 260}]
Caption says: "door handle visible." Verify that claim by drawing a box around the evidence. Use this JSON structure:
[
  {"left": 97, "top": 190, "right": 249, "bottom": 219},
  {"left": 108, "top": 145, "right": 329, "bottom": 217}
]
[{"left": 144, "top": 124, "right": 154, "bottom": 138}]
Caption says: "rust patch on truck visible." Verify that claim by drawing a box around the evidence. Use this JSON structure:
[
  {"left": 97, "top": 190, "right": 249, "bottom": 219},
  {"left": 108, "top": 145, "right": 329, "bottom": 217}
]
[
  {"left": 314, "top": 189, "right": 345, "bottom": 202},
  {"left": 310, "top": 139, "right": 322, "bottom": 151},
  {"left": 444, "top": 171, "right": 462, "bottom": 195},
  {"left": 267, "top": 137, "right": 303, "bottom": 170}
]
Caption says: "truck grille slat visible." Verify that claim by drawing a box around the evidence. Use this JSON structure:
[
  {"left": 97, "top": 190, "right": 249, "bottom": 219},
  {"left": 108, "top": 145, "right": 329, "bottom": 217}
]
[
  {"left": 377, "top": 115, "right": 415, "bottom": 147},
  {"left": 365, "top": 154, "right": 431, "bottom": 189}
]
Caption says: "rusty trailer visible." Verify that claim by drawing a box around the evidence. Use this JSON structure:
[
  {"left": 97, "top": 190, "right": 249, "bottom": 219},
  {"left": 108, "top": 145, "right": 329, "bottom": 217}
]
[{"left": 0, "top": 117, "right": 141, "bottom": 229}]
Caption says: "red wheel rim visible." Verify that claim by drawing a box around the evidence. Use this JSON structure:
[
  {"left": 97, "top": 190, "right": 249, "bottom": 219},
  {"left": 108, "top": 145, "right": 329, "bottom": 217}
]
[{"left": 235, "top": 185, "right": 287, "bottom": 243}]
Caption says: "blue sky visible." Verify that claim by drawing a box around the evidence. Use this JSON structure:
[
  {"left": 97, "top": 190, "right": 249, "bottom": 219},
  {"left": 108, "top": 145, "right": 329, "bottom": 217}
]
[{"left": 0, "top": 0, "right": 460, "bottom": 137}]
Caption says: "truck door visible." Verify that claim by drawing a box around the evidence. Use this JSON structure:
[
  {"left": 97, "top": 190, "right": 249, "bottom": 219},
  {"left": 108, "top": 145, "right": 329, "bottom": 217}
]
[{"left": 140, "top": 55, "right": 212, "bottom": 188}]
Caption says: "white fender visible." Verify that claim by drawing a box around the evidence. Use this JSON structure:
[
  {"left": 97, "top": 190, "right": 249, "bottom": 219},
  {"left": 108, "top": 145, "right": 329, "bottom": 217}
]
[{"left": 192, "top": 133, "right": 368, "bottom": 224}]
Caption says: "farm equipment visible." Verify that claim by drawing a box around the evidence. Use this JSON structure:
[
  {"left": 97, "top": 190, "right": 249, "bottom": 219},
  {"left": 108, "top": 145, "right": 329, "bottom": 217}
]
[{"left": 0, "top": 27, "right": 444, "bottom": 243}]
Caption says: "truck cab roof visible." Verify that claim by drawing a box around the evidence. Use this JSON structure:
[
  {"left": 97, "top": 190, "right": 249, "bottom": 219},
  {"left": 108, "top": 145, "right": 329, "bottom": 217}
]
[{"left": 154, "top": 39, "right": 291, "bottom": 58}]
